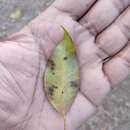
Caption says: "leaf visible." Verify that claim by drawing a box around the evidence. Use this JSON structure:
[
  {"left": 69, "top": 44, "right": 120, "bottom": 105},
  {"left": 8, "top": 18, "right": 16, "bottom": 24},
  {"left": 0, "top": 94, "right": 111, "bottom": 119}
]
[
  {"left": 10, "top": 8, "right": 23, "bottom": 20},
  {"left": 44, "top": 27, "right": 80, "bottom": 117}
]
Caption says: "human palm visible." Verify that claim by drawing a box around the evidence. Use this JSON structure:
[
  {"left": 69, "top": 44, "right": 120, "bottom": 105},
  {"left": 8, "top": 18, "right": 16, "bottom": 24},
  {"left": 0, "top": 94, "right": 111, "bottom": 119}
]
[{"left": 0, "top": 0, "right": 130, "bottom": 130}]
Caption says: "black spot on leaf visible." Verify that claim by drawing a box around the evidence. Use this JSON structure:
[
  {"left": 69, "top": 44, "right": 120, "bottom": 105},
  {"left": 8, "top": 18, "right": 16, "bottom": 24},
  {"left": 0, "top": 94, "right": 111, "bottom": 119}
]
[
  {"left": 63, "top": 56, "right": 68, "bottom": 60},
  {"left": 48, "top": 87, "right": 54, "bottom": 96},
  {"left": 52, "top": 72, "right": 55, "bottom": 75},
  {"left": 52, "top": 85, "right": 58, "bottom": 89},
  {"left": 70, "top": 80, "right": 79, "bottom": 88},
  {"left": 48, "top": 59, "right": 55, "bottom": 69}
]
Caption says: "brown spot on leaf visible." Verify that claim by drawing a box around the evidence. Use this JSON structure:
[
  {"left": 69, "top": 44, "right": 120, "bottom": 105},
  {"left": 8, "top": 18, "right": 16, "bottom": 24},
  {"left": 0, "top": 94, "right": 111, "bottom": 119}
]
[
  {"left": 70, "top": 80, "right": 79, "bottom": 88},
  {"left": 48, "top": 87, "right": 54, "bottom": 96},
  {"left": 63, "top": 56, "right": 68, "bottom": 60},
  {"left": 48, "top": 59, "right": 55, "bottom": 69},
  {"left": 52, "top": 85, "right": 58, "bottom": 89},
  {"left": 51, "top": 67, "right": 55, "bottom": 70},
  {"left": 52, "top": 72, "right": 55, "bottom": 75}
]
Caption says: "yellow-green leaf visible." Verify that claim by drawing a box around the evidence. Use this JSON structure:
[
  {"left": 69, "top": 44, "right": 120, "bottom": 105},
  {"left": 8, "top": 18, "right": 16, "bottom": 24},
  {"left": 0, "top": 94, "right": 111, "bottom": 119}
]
[
  {"left": 44, "top": 27, "right": 80, "bottom": 116},
  {"left": 10, "top": 8, "right": 23, "bottom": 20}
]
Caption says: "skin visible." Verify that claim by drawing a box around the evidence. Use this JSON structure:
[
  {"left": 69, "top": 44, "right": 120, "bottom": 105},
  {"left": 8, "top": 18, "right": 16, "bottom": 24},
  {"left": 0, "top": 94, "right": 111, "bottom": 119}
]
[{"left": 0, "top": 0, "right": 130, "bottom": 130}]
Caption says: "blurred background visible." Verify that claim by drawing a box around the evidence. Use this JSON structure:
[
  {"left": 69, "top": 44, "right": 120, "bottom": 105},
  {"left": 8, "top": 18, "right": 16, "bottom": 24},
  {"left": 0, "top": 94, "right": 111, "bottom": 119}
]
[{"left": 0, "top": 0, "right": 130, "bottom": 130}]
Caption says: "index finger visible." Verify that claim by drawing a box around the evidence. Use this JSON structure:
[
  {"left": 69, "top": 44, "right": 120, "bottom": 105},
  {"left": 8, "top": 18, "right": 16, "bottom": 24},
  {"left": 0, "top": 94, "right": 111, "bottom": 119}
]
[
  {"left": 31, "top": 0, "right": 97, "bottom": 25},
  {"left": 52, "top": 0, "right": 97, "bottom": 19}
]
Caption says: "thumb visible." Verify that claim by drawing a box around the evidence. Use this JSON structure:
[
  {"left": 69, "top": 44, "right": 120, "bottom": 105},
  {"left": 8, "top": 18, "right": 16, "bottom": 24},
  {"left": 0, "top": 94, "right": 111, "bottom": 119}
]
[{"left": 29, "top": 21, "right": 64, "bottom": 59}]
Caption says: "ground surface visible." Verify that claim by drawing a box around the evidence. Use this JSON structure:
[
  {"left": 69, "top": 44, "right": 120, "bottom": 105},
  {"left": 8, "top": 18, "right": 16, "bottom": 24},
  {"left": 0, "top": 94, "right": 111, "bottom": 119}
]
[{"left": 0, "top": 0, "right": 130, "bottom": 130}]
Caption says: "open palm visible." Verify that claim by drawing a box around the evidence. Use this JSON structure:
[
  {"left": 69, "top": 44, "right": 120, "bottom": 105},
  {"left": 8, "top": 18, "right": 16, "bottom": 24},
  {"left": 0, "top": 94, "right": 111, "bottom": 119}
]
[{"left": 0, "top": 0, "right": 130, "bottom": 130}]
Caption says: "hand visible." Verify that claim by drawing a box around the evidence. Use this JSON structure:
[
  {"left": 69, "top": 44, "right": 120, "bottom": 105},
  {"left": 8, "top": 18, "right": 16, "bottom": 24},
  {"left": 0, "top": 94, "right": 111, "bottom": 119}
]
[{"left": 0, "top": 0, "right": 130, "bottom": 130}]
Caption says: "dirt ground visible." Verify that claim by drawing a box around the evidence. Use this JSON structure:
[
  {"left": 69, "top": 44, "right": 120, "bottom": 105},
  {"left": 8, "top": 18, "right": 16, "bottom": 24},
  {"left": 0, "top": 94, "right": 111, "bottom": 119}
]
[{"left": 0, "top": 0, "right": 130, "bottom": 130}]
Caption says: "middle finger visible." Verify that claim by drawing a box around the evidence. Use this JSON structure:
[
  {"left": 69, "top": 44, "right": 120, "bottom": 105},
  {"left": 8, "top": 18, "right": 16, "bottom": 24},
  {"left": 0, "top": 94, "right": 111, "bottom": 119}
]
[{"left": 79, "top": 0, "right": 130, "bottom": 36}]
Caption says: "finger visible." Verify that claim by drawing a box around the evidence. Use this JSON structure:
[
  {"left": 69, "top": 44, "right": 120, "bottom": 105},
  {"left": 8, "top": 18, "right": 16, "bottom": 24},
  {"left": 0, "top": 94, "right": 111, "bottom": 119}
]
[
  {"left": 96, "top": 6, "right": 130, "bottom": 60},
  {"left": 104, "top": 41, "right": 130, "bottom": 87},
  {"left": 31, "top": 0, "right": 97, "bottom": 25},
  {"left": 29, "top": 21, "right": 64, "bottom": 59},
  {"left": 52, "top": 0, "right": 97, "bottom": 19},
  {"left": 80, "top": 0, "right": 130, "bottom": 36}
]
